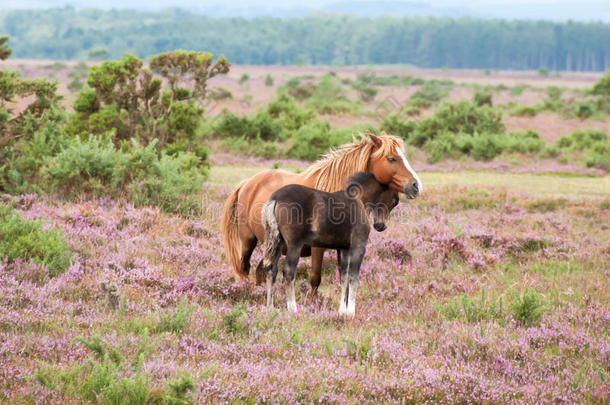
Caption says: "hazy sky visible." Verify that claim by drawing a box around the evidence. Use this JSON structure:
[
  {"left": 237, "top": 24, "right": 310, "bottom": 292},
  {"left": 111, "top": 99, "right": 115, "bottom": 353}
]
[{"left": 4, "top": 0, "right": 610, "bottom": 22}]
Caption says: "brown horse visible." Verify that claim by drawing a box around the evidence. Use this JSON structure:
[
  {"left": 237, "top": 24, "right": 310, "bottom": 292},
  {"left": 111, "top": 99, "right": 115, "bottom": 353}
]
[{"left": 221, "top": 131, "right": 421, "bottom": 288}]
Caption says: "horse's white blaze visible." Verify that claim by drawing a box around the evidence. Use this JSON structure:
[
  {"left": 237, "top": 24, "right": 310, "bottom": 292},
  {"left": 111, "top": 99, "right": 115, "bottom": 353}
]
[{"left": 395, "top": 146, "right": 422, "bottom": 193}]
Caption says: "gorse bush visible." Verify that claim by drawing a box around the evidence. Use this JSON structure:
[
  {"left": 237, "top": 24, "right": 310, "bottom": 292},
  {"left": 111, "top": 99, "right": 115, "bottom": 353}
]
[
  {"left": 47, "top": 137, "right": 206, "bottom": 215},
  {"left": 409, "top": 100, "right": 505, "bottom": 147},
  {"left": 0, "top": 202, "right": 71, "bottom": 277},
  {"left": 408, "top": 80, "right": 453, "bottom": 107},
  {"left": 510, "top": 290, "right": 546, "bottom": 326},
  {"left": 66, "top": 51, "right": 229, "bottom": 151},
  {"left": 35, "top": 335, "right": 195, "bottom": 404},
  {"left": 555, "top": 128, "right": 609, "bottom": 170}
]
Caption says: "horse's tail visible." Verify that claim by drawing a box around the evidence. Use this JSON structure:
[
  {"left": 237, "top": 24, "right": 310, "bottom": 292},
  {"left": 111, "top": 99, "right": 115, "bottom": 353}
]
[
  {"left": 221, "top": 179, "right": 248, "bottom": 280},
  {"left": 262, "top": 200, "right": 282, "bottom": 271}
]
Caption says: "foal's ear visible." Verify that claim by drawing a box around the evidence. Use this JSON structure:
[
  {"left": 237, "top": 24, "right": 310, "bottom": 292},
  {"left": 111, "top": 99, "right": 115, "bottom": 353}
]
[{"left": 367, "top": 131, "right": 383, "bottom": 148}]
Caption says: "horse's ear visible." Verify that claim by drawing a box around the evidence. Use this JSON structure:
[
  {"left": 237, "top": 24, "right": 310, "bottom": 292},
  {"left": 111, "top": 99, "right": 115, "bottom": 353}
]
[
  {"left": 380, "top": 130, "right": 388, "bottom": 136},
  {"left": 367, "top": 131, "right": 383, "bottom": 148}
]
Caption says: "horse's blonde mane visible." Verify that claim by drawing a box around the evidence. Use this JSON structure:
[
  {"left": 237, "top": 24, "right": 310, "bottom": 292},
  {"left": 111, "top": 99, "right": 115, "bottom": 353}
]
[{"left": 302, "top": 133, "right": 405, "bottom": 192}]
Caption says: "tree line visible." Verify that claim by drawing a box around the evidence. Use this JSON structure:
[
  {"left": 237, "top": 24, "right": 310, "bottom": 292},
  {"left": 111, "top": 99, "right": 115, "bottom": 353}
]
[{"left": 1, "top": 8, "right": 609, "bottom": 70}]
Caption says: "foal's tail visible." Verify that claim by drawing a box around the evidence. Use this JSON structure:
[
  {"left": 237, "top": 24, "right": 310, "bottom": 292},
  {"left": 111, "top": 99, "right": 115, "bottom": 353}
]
[
  {"left": 221, "top": 179, "right": 247, "bottom": 280},
  {"left": 262, "top": 200, "right": 282, "bottom": 271}
]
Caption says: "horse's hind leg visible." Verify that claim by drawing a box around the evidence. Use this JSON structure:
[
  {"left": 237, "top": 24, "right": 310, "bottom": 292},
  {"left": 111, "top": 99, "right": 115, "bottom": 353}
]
[
  {"left": 284, "top": 245, "right": 301, "bottom": 313},
  {"left": 238, "top": 235, "right": 257, "bottom": 281}
]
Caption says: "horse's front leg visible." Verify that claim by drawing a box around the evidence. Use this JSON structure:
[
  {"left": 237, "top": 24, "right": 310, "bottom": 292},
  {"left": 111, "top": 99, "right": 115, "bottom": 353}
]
[{"left": 309, "top": 247, "right": 325, "bottom": 293}]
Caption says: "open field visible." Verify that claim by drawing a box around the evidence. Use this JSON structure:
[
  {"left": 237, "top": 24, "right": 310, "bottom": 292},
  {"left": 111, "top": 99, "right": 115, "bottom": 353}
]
[{"left": 1, "top": 163, "right": 608, "bottom": 403}]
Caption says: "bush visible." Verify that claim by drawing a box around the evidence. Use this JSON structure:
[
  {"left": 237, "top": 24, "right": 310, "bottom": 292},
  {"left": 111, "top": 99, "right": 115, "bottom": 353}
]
[
  {"left": 473, "top": 91, "right": 493, "bottom": 107},
  {"left": 305, "top": 73, "right": 358, "bottom": 114},
  {"left": 239, "top": 73, "right": 250, "bottom": 84},
  {"left": 47, "top": 137, "right": 206, "bottom": 215},
  {"left": 286, "top": 121, "right": 359, "bottom": 161},
  {"left": 156, "top": 299, "right": 192, "bottom": 334},
  {"left": 509, "top": 104, "right": 538, "bottom": 117},
  {"left": 439, "top": 288, "right": 505, "bottom": 323},
  {"left": 510, "top": 85, "right": 524, "bottom": 96},
  {"left": 213, "top": 110, "right": 284, "bottom": 142},
  {"left": 408, "top": 80, "right": 452, "bottom": 106},
  {"left": 264, "top": 74, "right": 274, "bottom": 86},
  {"left": 380, "top": 114, "right": 417, "bottom": 141},
  {"left": 510, "top": 290, "right": 546, "bottom": 326},
  {"left": 573, "top": 102, "right": 595, "bottom": 119},
  {"left": 208, "top": 87, "right": 232, "bottom": 100},
  {"left": 0, "top": 202, "right": 71, "bottom": 277},
  {"left": 411, "top": 101, "right": 505, "bottom": 147},
  {"left": 555, "top": 129, "right": 609, "bottom": 170},
  {"left": 287, "top": 82, "right": 316, "bottom": 100},
  {"left": 35, "top": 336, "right": 195, "bottom": 404}
]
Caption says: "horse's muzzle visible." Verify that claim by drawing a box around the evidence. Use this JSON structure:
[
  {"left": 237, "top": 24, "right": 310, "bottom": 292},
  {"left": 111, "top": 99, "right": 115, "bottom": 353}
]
[
  {"left": 404, "top": 181, "right": 419, "bottom": 199},
  {"left": 374, "top": 222, "right": 387, "bottom": 232}
]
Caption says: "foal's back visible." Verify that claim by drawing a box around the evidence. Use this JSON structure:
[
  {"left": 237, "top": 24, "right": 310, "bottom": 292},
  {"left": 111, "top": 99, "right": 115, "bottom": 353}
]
[{"left": 270, "top": 184, "right": 369, "bottom": 250}]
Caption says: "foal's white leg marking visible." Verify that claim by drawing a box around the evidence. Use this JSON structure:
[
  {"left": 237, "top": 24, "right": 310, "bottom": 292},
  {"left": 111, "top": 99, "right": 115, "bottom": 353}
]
[
  {"left": 287, "top": 279, "right": 297, "bottom": 313},
  {"left": 266, "top": 276, "right": 274, "bottom": 308},
  {"left": 396, "top": 146, "right": 422, "bottom": 193},
  {"left": 338, "top": 257, "right": 350, "bottom": 315},
  {"left": 346, "top": 278, "right": 358, "bottom": 317}
]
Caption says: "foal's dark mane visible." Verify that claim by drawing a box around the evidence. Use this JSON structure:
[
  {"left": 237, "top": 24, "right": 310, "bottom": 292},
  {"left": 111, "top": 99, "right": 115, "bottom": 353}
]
[{"left": 346, "top": 172, "right": 376, "bottom": 189}]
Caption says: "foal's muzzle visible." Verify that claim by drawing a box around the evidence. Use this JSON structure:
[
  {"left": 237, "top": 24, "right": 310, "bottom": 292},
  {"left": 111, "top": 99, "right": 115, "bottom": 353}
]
[
  {"left": 404, "top": 181, "right": 419, "bottom": 199},
  {"left": 374, "top": 222, "right": 387, "bottom": 232}
]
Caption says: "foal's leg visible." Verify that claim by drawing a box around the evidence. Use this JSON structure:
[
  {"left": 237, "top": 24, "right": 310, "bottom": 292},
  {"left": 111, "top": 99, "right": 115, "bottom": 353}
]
[
  {"left": 284, "top": 245, "right": 302, "bottom": 313},
  {"left": 346, "top": 247, "right": 366, "bottom": 317},
  {"left": 309, "top": 247, "right": 325, "bottom": 293},
  {"left": 337, "top": 249, "right": 350, "bottom": 315}
]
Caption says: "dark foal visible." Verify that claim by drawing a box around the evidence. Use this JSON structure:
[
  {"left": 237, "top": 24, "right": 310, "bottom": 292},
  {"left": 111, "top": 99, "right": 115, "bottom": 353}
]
[{"left": 261, "top": 172, "right": 399, "bottom": 316}]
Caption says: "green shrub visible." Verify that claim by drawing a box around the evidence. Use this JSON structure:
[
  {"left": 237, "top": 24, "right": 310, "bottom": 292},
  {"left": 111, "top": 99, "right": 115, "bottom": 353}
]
[
  {"left": 510, "top": 85, "right": 524, "bottom": 96},
  {"left": 473, "top": 91, "right": 493, "bottom": 107},
  {"left": 208, "top": 87, "right": 232, "bottom": 100},
  {"left": 358, "top": 86, "right": 378, "bottom": 102},
  {"left": 239, "top": 73, "right": 250, "bottom": 84},
  {"left": 556, "top": 128, "right": 607, "bottom": 150},
  {"left": 0, "top": 202, "right": 71, "bottom": 277},
  {"left": 439, "top": 288, "right": 505, "bottom": 323},
  {"left": 287, "top": 82, "right": 316, "bottom": 100},
  {"left": 266, "top": 94, "right": 316, "bottom": 131},
  {"left": 156, "top": 299, "right": 192, "bottom": 334},
  {"left": 306, "top": 73, "right": 357, "bottom": 114},
  {"left": 408, "top": 80, "right": 452, "bottom": 106},
  {"left": 213, "top": 111, "right": 284, "bottom": 142},
  {"left": 35, "top": 336, "right": 195, "bottom": 404},
  {"left": 538, "top": 67, "right": 550, "bottom": 77},
  {"left": 264, "top": 74, "right": 274, "bottom": 86},
  {"left": 574, "top": 102, "right": 595, "bottom": 119},
  {"left": 221, "top": 304, "right": 249, "bottom": 336},
  {"left": 546, "top": 86, "right": 562, "bottom": 100},
  {"left": 509, "top": 104, "right": 538, "bottom": 117},
  {"left": 510, "top": 290, "right": 546, "bottom": 326},
  {"left": 412, "top": 101, "right": 505, "bottom": 147},
  {"left": 47, "top": 137, "right": 205, "bottom": 215},
  {"left": 380, "top": 114, "right": 416, "bottom": 141}
]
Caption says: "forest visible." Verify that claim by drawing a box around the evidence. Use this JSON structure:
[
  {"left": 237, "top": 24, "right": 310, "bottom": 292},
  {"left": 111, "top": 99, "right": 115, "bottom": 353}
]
[{"left": 1, "top": 7, "right": 610, "bottom": 70}]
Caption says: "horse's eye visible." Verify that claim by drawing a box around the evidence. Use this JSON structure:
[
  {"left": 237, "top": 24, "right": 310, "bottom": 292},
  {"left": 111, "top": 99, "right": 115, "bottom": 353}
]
[{"left": 387, "top": 157, "right": 397, "bottom": 163}]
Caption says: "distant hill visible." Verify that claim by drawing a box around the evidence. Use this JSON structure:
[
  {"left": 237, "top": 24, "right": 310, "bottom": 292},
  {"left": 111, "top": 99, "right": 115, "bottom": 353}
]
[
  {"left": 6, "top": 0, "right": 610, "bottom": 22},
  {"left": 1, "top": 8, "right": 609, "bottom": 70}
]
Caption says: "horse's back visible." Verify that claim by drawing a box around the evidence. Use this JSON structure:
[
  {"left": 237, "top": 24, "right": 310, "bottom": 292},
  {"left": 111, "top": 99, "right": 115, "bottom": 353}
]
[{"left": 239, "top": 169, "right": 305, "bottom": 241}]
